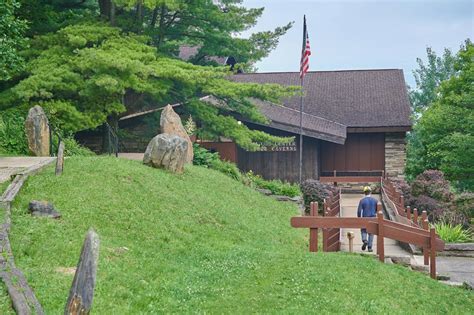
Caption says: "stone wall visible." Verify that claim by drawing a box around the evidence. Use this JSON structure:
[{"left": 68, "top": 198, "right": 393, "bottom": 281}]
[{"left": 385, "top": 132, "right": 407, "bottom": 178}]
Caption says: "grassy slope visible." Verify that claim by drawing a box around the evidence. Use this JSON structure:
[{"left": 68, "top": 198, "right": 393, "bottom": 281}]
[{"left": 5, "top": 157, "right": 473, "bottom": 313}]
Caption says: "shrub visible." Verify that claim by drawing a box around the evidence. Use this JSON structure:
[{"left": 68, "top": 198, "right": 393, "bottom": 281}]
[
  {"left": 434, "top": 223, "right": 472, "bottom": 243},
  {"left": 300, "top": 179, "right": 337, "bottom": 212},
  {"left": 411, "top": 170, "right": 453, "bottom": 202},
  {"left": 455, "top": 192, "right": 474, "bottom": 220},
  {"left": 210, "top": 159, "right": 241, "bottom": 181},
  {"left": 193, "top": 144, "right": 241, "bottom": 181},
  {"left": 0, "top": 109, "right": 28, "bottom": 155},
  {"left": 62, "top": 138, "right": 95, "bottom": 156},
  {"left": 245, "top": 171, "right": 300, "bottom": 197},
  {"left": 192, "top": 143, "right": 220, "bottom": 167}
]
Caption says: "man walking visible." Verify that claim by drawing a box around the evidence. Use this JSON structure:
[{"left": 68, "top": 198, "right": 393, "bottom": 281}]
[{"left": 357, "top": 186, "right": 378, "bottom": 252}]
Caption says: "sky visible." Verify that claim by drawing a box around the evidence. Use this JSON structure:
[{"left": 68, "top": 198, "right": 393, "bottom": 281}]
[{"left": 241, "top": 0, "right": 473, "bottom": 87}]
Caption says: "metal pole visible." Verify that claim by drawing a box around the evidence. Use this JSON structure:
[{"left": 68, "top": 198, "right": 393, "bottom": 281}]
[{"left": 299, "top": 76, "right": 304, "bottom": 183}]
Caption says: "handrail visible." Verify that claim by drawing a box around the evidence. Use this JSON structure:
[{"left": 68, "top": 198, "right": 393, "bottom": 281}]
[{"left": 291, "top": 207, "right": 445, "bottom": 279}]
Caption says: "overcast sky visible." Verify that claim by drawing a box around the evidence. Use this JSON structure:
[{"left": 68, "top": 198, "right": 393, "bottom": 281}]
[{"left": 242, "top": 0, "right": 473, "bottom": 87}]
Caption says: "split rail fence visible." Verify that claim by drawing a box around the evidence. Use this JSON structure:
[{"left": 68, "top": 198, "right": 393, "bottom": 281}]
[{"left": 293, "top": 176, "right": 446, "bottom": 279}]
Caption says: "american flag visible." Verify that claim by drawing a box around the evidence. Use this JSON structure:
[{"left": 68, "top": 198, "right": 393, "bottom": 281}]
[{"left": 300, "top": 15, "right": 311, "bottom": 78}]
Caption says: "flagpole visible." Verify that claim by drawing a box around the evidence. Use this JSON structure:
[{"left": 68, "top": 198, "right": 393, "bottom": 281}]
[{"left": 299, "top": 76, "right": 303, "bottom": 184}]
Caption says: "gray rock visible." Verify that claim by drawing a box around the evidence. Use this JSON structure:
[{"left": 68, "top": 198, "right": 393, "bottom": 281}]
[
  {"left": 256, "top": 188, "right": 272, "bottom": 196},
  {"left": 25, "top": 105, "right": 50, "bottom": 156},
  {"left": 272, "top": 195, "right": 292, "bottom": 202},
  {"left": 143, "top": 134, "right": 188, "bottom": 173},
  {"left": 390, "top": 256, "right": 411, "bottom": 266},
  {"left": 290, "top": 195, "right": 303, "bottom": 202},
  {"left": 160, "top": 105, "right": 193, "bottom": 163},
  {"left": 384, "top": 257, "right": 394, "bottom": 264},
  {"left": 29, "top": 200, "right": 61, "bottom": 218},
  {"left": 437, "top": 274, "right": 451, "bottom": 281},
  {"left": 444, "top": 243, "right": 474, "bottom": 251},
  {"left": 410, "top": 263, "right": 429, "bottom": 273}
]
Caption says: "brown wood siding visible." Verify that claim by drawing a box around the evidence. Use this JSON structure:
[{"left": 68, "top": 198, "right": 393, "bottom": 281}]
[
  {"left": 199, "top": 142, "right": 238, "bottom": 163},
  {"left": 237, "top": 135, "right": 320, "bottom": 182},
  {"left": 321, "top": 133, "right": 385, "bottom": 173}
]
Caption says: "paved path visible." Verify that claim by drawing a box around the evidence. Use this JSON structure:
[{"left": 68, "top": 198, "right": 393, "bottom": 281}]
[
  {"left": 0, "top": 157, "right": 54, "bottom": 183},
  {"left": 339, "top": 193, "right": 411, "bottom": 257},
  {"left": 413, "top": 255, "right": 474, "bottom": 287}
]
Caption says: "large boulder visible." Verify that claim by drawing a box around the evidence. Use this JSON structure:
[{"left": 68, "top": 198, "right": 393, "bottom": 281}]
[
  {"left": 25, "top": 105, "right": 50, "bottom": 156},
  {"left": 143, "top": 133, "right": 188, "bottom": 173},
  {"left": 160, "top": 105, "right": 193, "bottom": 163}
]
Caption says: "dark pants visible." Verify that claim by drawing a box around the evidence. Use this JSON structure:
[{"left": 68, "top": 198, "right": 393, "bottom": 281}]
[{"left": 361, "top": 228, "right": 374, "bottom": 249}]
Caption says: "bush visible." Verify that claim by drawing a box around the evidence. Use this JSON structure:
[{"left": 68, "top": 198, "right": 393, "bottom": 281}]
[
  {"left": 192, "top": 144, "right": 241, "bottom": 181},
  {"left": 62, "top": 138, "right": 95, "bottom": 156},
  {"left": 411, "top": 170, "right": 453, "bottom": 202},
  {"left": 300, "top": 179, "right": 337, "bottom": 213},
  {"left": 0, "top": 109, "right": 28, "bottom": 155},
  {"left": 192, "top": 143, "right": 220, "bottom": 167},
  {"left": 455, "top": 192, "right": 474, "bottom": 220},
  {"left": 209, "top": 159, "right": 241, "bottom": 181},
  {"left": 245, "top": 171, "right": 300, "bottom": 198},
  {"left": 434, "top": 223, "right": 472, "bottom": 243}
]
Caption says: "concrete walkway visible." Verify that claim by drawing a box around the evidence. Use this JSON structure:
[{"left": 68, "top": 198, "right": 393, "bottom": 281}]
[
  {"left": 339, "top": 193, "right": 411, "bottom": 258},
  {"left": 0, "top": 157, "right": 54, "bottom": 183},
  {"left": 413, "top": 255, "right": 474, "bottom": 287}
]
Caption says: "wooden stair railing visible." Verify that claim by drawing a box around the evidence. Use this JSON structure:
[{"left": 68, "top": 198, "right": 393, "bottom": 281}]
[
  {"left": 380, "top": 177, "right": 436, "bottom": 267},
  {"left": 291, "top": 209, "right": 445, "bottom": 279},
  {"left": 322, "top": 190, "right": 341, "bottom": 252}
]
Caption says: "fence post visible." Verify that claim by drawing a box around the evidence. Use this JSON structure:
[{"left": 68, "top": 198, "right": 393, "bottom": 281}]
[
  {"left": 309, "top": 202, "right": 318, "bottom": 252},
  {"left": 413, "top": 208, "right": 419, "bottom": 225},
  {"left": 55, "top": 140, "right": 65, "bottom": 176},
  {"left": 406, "top": 206, "right": 411, "bottom": 221},
  {"left": 429, "top": 227, "right": 437, "bottom": 279},
  {"left": 377, "top": 210, "right": 384, "bottom": 262},
  {"left": 422, "top": 211, "right": 429, "bottom": 266}
]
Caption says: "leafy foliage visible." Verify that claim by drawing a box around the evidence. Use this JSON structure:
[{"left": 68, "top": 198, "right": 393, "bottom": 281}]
[
  {"left": 300, "top": 179, "right": 337, "bottom": 213},
  {"left": 0, "top": 108, "right": 28, "bottom": 154},
  {"left": 109, "top": 0, "right": 292, "bottom": 69},
  {"left": 2, "top": 23, "right": 296, "bottom": 150},
  {"left": 454, "top": 192, "right": 474, "bottom": 220},
  {"left": 434, "top": 223, "right": 472, "bottom": 243},
  {"left": 406, "top": 41, "right": 474, "bottom": 190},
  {"left": 0, "top": 0, "right": 28, "bottom": 81},
  {"left": 192, "top": 143, "right": 241, "bottom": 181},
  {"left": 245, "top": 171, "right": 300, "bottom": 198},
  {"left": 409, "top": 46, "right": 457, "bottom": 115}
]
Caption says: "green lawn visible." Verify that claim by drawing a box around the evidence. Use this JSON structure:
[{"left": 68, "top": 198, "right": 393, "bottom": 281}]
[{"left": 3, "top": 157, "right": 473, "bottom": 313}]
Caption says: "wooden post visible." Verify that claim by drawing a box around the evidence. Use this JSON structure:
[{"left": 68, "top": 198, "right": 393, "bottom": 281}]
[
  {"left": 377, "top": 211, "right": 384, "bottom": 262},
  {"left": 429, "top": 227, "right": 436, "bottom": 279},
  {"left": 309, "top": 202, "right": 318, "bottom": 252},
  {"left": 406, "top": 206, "right": 411, "bottom": 221},
  {"left": 55, "top": 140, "right": 65, "bottom": 176},
  {"left": 422, "top": 211, "right": 429, "bottom": 266},
  {"left": 65, "top": 229, "right": 100, "bottom": 315},
  {"left": 413, "top": 208, "right": 419, "bottom": 225}
]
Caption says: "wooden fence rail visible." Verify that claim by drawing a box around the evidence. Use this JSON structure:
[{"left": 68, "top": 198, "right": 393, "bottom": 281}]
[
  {"left": 381, "top": 178, "right": 435, "bottom": 266},
  {"left": 291, "top": 210, "right": 445, "bottom": 279},
  {"left": 322, "top": 191, "right": 341, "bottom": 252}
]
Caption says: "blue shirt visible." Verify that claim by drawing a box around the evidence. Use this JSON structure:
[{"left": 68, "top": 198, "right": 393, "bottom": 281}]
[{"left": 357, "top": 196, "right": 378, "bottom": 218}]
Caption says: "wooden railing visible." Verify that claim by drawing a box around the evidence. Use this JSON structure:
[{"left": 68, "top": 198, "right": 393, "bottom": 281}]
[
  {"left": 320, "top": 170, "right": 384, "bottom": 184},
  {"left": 291, "top": 206, "right": 445, "bottom": 279},
  {"left": 322, "top": 190, "right": 341, "bottom": 252},
  {"left": 381, "top": 177, "right": 438, "bottom": 267}
]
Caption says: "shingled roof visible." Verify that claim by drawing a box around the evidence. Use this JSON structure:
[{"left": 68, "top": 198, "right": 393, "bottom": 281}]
[{"left": 231, "top": 69, "right": 412, "bottom": 130}]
